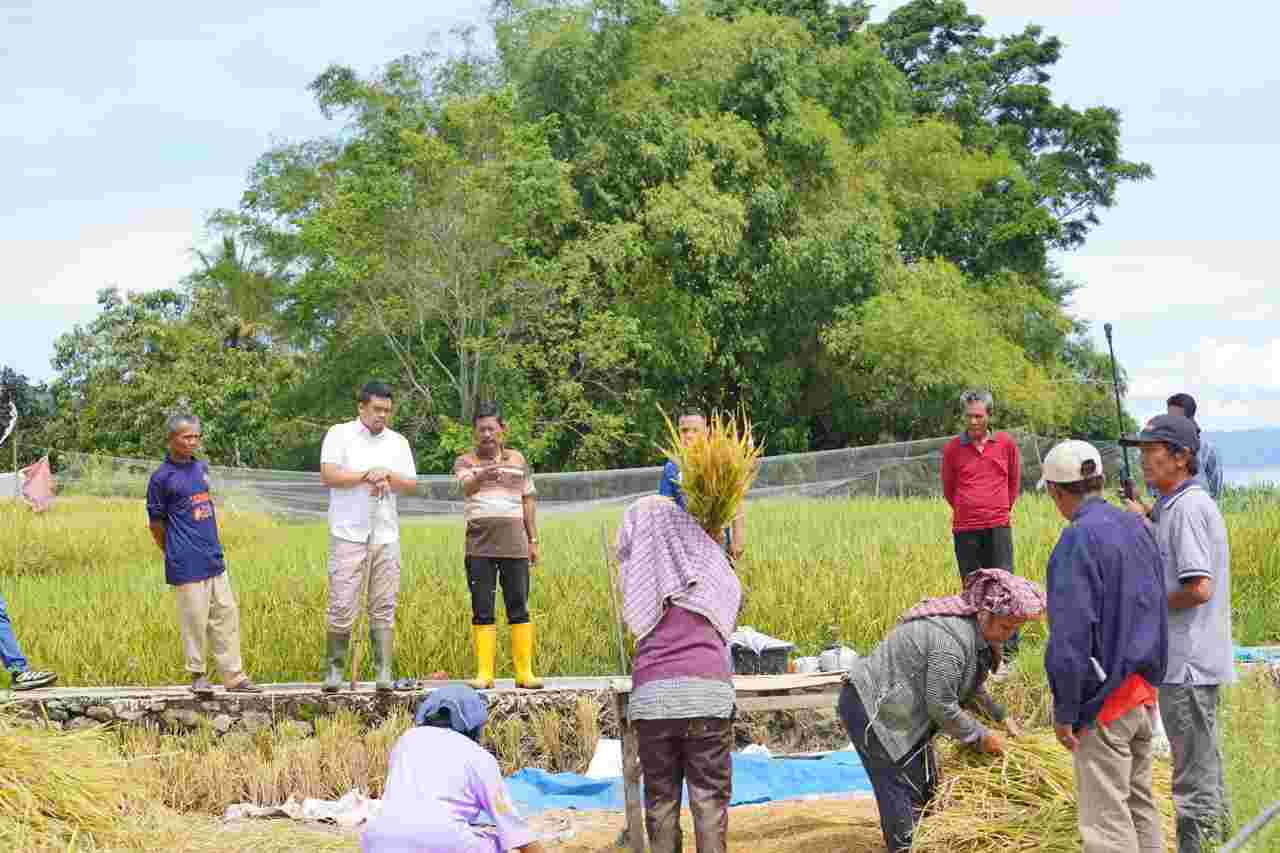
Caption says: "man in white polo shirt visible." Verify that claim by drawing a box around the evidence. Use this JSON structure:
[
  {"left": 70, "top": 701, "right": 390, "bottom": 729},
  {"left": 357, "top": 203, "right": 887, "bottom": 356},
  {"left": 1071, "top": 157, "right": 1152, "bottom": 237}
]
[{"left": 319, "top": 381, "right": 418, "bottom": 692}]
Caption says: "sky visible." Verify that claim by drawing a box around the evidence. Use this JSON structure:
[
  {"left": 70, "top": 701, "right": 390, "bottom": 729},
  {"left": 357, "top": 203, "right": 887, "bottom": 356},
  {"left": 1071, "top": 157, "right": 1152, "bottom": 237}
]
[{"left": 3, "top": 0, "right": 1278, "bottom": 432}]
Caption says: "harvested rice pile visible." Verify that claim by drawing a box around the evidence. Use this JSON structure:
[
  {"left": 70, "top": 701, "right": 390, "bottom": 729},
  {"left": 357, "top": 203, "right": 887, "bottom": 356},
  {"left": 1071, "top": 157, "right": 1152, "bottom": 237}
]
[
  {"left": 0, "top": 714, "right": 356, "bottom": 852},
  {"left": 913, "top": 728, "right": 1175, "bottom": 852},
  {"left": 658, "top": 407, "right": 763, "bottom": 534}
]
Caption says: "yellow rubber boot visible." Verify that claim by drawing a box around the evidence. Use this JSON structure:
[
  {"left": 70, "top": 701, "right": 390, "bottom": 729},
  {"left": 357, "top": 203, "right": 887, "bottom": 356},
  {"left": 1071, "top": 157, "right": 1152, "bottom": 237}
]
[
  {"left": 512, "top": 622, "right": 544, "bottom": 690},
  {"left": 468, "top": 625, "right": 497, "bottom": 690}
]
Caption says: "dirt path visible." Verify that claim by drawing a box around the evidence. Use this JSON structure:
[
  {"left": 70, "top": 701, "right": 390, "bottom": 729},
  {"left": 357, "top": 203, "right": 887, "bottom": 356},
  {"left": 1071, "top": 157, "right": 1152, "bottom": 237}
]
[{"left": 537, "top": 796, "right": 886, "bottom": 852}]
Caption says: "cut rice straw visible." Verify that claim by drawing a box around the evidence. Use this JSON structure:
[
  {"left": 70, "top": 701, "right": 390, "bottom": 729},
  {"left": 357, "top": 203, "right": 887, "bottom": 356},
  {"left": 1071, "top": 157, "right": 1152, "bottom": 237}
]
[
  {"left": 0, "top": 711, "right": 357, "bottom": 852},
  {"left": 657, "top": 406, "right": 763, "bottom": 536},
  {"left": 912, "top": 728, "right": 1174, "bottom": 852}
]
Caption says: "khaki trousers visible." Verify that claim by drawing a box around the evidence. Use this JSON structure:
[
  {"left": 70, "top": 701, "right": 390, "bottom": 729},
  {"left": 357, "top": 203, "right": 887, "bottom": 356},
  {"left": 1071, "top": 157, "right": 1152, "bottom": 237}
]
[
  {"left": 1073, "top": 704, "right": 1164, "bottom": 853},
  {"left": 173, "top": 572, "right": 245, "bottom": 686},
  {"left": 326, "top": 536, "right": 401, "bottom": 632}
]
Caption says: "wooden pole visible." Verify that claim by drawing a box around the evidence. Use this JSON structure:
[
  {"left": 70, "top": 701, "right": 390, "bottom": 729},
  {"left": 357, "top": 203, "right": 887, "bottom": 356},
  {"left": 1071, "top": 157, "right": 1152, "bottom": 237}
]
[{"left": 613, "top": 688, "right": 646, "bottom": 853}]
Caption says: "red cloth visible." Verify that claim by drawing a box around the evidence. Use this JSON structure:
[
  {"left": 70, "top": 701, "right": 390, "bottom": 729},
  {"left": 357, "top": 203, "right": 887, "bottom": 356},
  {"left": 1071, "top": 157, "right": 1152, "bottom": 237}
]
[
  {"left": 1097, "top": 673, "right": 1158, "bottom": 726},
  {"left": 941, "top": 431, "right": 1021, "bottom": 531},
  {"left": 20, "top": 455, "right": 54, "bottom": 513}
]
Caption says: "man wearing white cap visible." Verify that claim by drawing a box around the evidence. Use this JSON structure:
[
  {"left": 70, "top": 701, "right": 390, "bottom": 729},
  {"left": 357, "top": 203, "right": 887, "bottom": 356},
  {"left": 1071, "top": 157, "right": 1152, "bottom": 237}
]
[{"left": 1042, "top": 440, "right": 1169, "bottom": 853}]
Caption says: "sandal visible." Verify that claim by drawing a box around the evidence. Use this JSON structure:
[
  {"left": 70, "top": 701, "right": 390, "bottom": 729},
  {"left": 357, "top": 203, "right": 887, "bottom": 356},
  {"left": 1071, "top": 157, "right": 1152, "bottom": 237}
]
[
  {"left": 12, "top": 670, "right": 57, "bottom": 691},
  {"left": 226, "top": 678, "right": 264, "bottom": 694},
  {"left": 190, "top": 674, "right": 215, "bottom": 696}
]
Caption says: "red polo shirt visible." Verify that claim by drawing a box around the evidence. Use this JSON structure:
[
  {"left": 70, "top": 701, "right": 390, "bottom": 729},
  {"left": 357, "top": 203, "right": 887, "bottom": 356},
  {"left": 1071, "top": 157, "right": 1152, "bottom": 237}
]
[{"left": 941, "top": 431, "right": 1021, "bottom": 531}]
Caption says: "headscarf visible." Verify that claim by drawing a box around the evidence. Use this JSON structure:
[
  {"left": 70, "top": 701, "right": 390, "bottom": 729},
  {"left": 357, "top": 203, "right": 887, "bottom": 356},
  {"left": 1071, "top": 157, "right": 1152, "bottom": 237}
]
[
  {"left": 615, "top": 495, "right": 742, "bottom": 643},
  {"left": 899, "top": 568, "right": 1046, "bottom": 625},
  {"left": 414, "top": 685, "right": 489, "bottom": 737}
]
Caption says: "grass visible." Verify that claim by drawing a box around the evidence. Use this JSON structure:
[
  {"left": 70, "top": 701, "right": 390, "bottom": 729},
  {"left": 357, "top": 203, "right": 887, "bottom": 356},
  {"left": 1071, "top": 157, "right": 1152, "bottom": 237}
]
[
  {"left": 2, "top": 489, "right": 1280, "bottom": 851},
  {"left": 1, "top": 493, "right": 1278, "bottom": 685}
]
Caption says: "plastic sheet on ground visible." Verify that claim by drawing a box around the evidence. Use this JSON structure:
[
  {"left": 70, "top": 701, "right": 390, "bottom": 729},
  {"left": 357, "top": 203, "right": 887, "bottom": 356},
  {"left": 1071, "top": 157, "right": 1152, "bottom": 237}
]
[
  {"left": 506, "top": 750, "right": 872, "bottom": 816},
  {"left": 224, "top": 789, "right": 381, "bottom": 827},
  {"left": 1234, "top": 645, "right": 1280, "bottom": 663}
]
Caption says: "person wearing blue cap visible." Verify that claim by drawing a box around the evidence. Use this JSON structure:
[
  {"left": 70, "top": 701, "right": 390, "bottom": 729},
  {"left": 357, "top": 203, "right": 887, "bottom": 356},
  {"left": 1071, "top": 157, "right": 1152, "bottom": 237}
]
[{"left": 361, "top": 685, "right": 547, "bottom": 853}]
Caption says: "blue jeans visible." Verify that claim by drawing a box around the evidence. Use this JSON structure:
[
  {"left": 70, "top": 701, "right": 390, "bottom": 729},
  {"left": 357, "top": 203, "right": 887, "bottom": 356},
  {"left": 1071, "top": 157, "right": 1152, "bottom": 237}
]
[{"left": 0, "top": 588, "right": 29, "bottom": 674}]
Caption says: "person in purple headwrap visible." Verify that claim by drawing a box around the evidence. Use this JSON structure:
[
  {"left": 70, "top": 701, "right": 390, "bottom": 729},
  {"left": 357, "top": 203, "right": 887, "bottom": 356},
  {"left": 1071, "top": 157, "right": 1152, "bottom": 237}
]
[
  {"left": 837, "top": 569, "right": 1046, "bottom": 853},
  {"left": 616, "top": 495, "right": 743, "bottom": 853}
]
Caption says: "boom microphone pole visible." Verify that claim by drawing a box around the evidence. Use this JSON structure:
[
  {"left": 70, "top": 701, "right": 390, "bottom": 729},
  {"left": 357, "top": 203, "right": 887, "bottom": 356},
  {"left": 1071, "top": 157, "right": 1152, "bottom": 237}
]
[{"left": 1103, "top": 323, "right": 1136, "bottom": 500}]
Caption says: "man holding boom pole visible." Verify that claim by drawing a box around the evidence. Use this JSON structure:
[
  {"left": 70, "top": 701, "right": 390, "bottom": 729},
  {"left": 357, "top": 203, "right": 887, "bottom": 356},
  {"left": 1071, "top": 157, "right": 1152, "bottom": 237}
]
[{"left": 1123, "top": 416, "right": 1235, "bottom": 853}]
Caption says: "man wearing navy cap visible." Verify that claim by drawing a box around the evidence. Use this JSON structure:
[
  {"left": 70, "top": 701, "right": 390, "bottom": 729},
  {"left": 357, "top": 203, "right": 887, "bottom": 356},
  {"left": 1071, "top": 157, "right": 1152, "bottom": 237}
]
[{"left": 1122, "top": 415, "right": 1234, "bottom": 853}]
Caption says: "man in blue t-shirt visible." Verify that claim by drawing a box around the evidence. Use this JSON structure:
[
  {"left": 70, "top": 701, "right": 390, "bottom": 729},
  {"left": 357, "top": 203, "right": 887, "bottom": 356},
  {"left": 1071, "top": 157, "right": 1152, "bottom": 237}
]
[
  {"left": 146, "top": 414, "right": 260, "bottom": 696},
  {"left": 657, "top": 411, "right": 745, "bottom": 560}
]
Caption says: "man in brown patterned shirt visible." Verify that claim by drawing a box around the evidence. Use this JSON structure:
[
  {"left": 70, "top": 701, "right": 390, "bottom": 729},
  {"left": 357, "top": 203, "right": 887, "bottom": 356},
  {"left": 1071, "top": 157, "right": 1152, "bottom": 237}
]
[{"left": 453, "top": 401, "right": 542, "bottom": 690}]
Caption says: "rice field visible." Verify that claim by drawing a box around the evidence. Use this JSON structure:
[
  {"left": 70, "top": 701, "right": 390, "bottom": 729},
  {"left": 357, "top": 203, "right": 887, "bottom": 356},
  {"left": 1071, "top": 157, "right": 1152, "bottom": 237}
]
[
  {"left": 3, "top": 491, "right": 1280, "bottom": 851},
  {"left": 1, "top": 491, "right": 1278, "bottom": 685}
]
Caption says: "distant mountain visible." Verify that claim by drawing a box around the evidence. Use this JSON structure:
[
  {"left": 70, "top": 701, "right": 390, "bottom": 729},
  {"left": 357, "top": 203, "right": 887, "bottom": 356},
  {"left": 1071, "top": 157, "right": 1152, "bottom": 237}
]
[{"left": 1204, "top": 428, "right": 1280, "bottom": 467}]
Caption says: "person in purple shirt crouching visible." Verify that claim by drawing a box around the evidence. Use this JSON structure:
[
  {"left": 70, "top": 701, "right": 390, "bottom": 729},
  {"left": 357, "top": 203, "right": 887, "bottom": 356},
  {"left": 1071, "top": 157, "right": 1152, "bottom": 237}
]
[
  {"left": 362, "top": 685, "right": 547, "bottom": 853},
  {"left": 146, "top": 414, "right": 260, "bottom": 696}
]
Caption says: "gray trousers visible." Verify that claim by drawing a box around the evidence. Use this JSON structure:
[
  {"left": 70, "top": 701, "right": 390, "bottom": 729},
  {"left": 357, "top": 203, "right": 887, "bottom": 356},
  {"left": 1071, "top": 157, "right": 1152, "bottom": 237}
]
[{"left": 1159, "top": 684, "right": 1232, "bottom": 853}]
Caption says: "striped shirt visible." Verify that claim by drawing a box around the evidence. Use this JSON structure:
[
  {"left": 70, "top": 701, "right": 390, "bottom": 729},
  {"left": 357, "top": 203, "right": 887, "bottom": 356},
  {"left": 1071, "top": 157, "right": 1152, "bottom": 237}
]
[
  {"left": 629, "top": 677, "right": 735, "bottom": 722},
  {"left": 453, "top": 450, "right": 535, "bottom": 558},
  {"left": 845, "top": 616, "right": 996, "bottom": 762}
]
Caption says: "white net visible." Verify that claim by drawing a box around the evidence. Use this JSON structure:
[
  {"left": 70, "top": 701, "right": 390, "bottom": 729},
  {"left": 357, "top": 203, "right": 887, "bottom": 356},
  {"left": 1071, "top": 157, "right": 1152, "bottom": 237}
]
[{"left": 54, "top": 431, "right": 1131, "bottom": 518}]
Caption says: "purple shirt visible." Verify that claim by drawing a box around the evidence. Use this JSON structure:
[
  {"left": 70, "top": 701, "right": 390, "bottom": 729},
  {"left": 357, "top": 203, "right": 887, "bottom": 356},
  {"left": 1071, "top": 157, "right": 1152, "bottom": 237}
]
[
  {"left": 362, "top": 727, "right": 536, "bottom": 853},
  {"left": 632, "top": 606, "right": 732, "bottom": 689}
]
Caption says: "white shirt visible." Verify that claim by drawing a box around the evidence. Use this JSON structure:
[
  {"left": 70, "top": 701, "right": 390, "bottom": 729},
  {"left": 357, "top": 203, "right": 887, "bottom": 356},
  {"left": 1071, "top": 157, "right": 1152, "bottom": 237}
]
[{"left": 320, "top": 419, "right": 417, "bottom": 544}]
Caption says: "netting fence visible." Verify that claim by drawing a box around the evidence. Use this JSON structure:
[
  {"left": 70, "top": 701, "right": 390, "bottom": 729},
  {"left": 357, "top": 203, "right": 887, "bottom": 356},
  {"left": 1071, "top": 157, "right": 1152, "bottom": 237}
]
[{"left": 50, "top": 430, "right": 1131, "bottom": 519}]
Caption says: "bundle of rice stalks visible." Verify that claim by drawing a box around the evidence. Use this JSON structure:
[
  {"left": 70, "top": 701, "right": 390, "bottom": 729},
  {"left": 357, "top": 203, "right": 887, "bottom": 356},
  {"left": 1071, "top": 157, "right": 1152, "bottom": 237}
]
[
  {"left": 0, "top": 713, "right": 358, "bottom": 852},
  {"left": 912, "top": 728, "right": 1174, "bottom": 852},
  {"left": 0, "top": 714, "right": 138, "bottom": 847},
  {"left": 658, "top": 407, "right": 763, "bottom": 535}
]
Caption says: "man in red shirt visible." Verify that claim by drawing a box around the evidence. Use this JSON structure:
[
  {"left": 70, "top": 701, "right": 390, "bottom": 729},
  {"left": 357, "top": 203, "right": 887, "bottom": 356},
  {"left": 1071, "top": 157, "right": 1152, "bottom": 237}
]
[{"left": 940, "top": 391, "right": 1022, "bottom": 652}]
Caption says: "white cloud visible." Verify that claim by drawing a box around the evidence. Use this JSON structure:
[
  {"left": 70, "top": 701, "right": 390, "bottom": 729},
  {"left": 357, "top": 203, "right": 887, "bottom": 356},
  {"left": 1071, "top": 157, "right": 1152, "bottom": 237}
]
[
  {"left": 1126, "top": 337, "right": 1280, "bottom": 400},
  {"left": 1123, "top": 336, "right": 1280, "bottom": 430},
  {"left": 1060, "top": 243, "right": 1277, "bottom": 324},
  {"left": 6, "top": 208, "right": 204, "bottom": 306}
]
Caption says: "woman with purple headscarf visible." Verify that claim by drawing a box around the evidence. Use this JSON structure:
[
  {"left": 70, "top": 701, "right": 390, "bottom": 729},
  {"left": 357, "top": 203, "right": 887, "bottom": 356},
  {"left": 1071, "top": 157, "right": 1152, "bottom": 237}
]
[
  {"left": 837, "top": 568, "right": 1046, "bottom": 853},
  {"left": 615, "top": 495, "right": 743, "bottom": 853}
]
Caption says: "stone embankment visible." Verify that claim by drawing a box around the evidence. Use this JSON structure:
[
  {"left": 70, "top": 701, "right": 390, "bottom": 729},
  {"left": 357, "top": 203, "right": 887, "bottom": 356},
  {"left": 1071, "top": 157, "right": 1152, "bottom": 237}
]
[{"left": 6, "top": 677, "right": 850, "bottom": 753}]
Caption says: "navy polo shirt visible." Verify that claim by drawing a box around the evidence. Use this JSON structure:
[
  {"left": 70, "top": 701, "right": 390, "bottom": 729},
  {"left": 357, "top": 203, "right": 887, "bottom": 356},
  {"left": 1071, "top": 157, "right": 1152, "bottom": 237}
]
[{"left": 146, "top": 456, "right": 226, "bottom": 586}]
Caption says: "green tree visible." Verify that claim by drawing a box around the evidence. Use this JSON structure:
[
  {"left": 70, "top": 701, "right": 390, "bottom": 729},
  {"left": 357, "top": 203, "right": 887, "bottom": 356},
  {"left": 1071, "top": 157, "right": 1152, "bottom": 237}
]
[
  {"left": 822, "top": 259, "right": 1068, "bottom": 436},
  {"left": 0, "top": 367, "right": 54, "bottom": 467},
  {"left": 48, "top": 288, "right": 301, "bottom": 466},
  {"left": 873, "top": 0, "right": 1152, "bottom": 275}
]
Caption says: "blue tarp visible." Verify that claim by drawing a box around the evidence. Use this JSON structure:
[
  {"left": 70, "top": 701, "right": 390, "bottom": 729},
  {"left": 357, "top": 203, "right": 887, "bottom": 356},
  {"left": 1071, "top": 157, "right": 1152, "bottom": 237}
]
[
  {"left": 506, "top": 751, "right": 872, "bottom": 816},
  {"left": 1234, "top": 645, "right": 1280, "bottom": 663}
]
